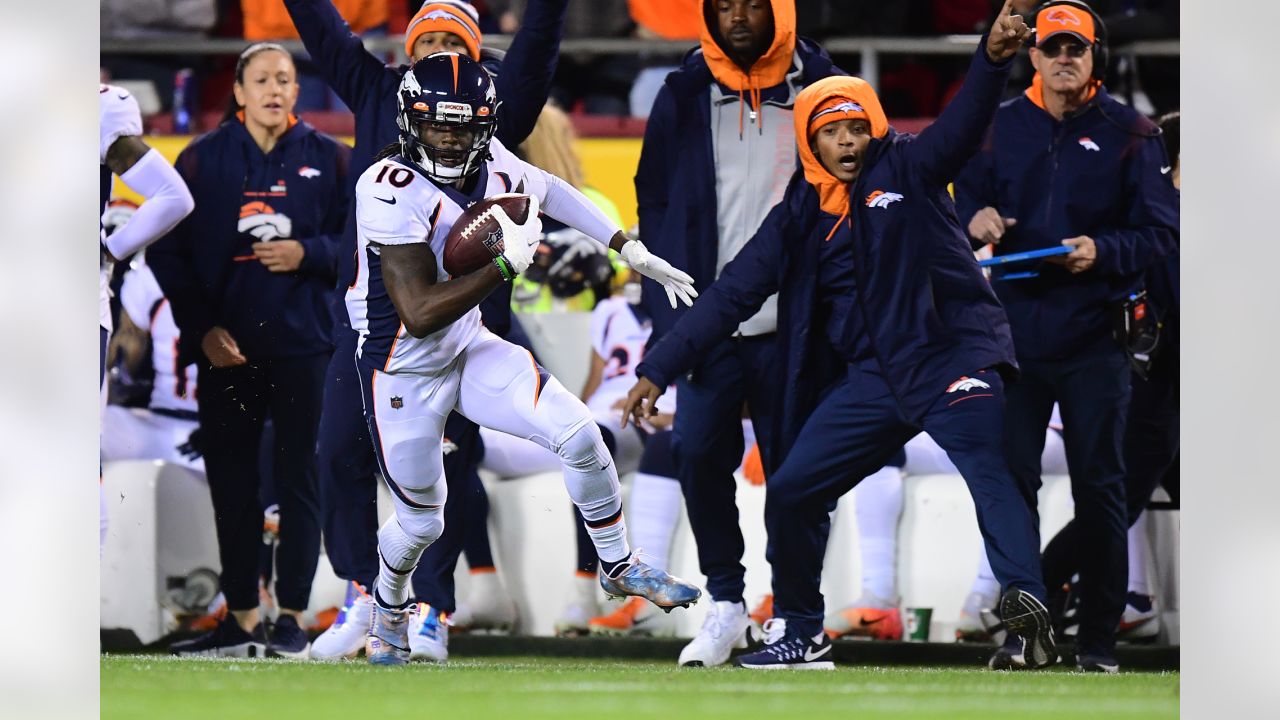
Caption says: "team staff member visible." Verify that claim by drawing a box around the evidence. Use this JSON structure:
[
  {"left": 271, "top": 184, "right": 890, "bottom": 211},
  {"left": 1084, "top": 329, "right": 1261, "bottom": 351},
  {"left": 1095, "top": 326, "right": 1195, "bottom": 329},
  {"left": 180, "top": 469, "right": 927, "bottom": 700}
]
[
  {"left": 626, "top": 3, "right": 1053, "bottom": 671},
  {"left": 150, "top": 43, "right": 351, "bottom": 659},
  {"left": 634, "top": 0, "right": 847, "bottom": 667},
  {"left": 283, "top": 0, "right": 568, "bottom": 662},
  {"left": 954, "top": 0, "right": 1178, "bottom": 673},
  {"left": 1037, "top": 110, "right": 1181, "bottom": 642}
]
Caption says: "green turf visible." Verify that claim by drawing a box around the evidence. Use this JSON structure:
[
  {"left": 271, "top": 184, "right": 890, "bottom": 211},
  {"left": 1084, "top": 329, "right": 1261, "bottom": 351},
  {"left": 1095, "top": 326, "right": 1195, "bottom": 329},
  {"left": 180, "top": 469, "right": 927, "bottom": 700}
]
[{"left": 102, "top": 654, "right": 1178, "bottom": 720}]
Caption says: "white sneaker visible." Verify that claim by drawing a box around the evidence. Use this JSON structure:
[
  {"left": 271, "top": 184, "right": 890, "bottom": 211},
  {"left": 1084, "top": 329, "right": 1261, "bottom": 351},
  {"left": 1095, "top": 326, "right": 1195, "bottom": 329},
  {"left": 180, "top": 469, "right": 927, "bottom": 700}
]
[
  {"left": 408, "top": 603, "right": 449, "bottom": 663},
  {"left": 310, "top": 582, "right": 372, "bottom": 661},
  {"left": 555, "top": 575, "right": 600, "bottom": 637},
  {"left": 1117, "top": 593, "right": 1160, "bottom": 642},
  {"left": 454, "top": 570, "right": 517, "bottom": 634},
  {"left": 678, "top": 600, "right": 750, "bottom": 667}
]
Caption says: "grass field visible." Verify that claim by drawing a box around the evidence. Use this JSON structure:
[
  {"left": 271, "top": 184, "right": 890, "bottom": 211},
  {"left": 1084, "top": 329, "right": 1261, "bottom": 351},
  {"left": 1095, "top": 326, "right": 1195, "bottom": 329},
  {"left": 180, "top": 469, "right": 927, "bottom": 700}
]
[{"left": 102, "top": 654, "right": 1178, "bottom": 719}]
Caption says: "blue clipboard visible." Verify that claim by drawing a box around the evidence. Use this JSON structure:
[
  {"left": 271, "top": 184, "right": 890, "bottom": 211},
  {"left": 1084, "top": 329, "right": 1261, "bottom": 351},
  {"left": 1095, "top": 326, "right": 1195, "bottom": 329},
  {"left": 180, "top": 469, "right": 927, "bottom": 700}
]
[
  {"left": 979, "top": 246, "right": 1073, "bottom": 267},
  {"left": 980, "top": 246, "right": 1072, "bottom": 280}
]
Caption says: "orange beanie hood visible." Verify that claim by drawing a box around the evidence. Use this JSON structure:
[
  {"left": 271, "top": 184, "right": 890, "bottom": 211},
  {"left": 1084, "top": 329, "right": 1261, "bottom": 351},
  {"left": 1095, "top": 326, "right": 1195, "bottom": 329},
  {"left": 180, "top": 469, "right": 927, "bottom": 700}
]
[
  {"left": 793, "top": 75, "right": 889, "bottom": 217},
  {"left": 405, "top": 1, "right": 483, "bottom": 61},
  {"left": 698, "top": 0, "right": 796, "bottom": 135}
]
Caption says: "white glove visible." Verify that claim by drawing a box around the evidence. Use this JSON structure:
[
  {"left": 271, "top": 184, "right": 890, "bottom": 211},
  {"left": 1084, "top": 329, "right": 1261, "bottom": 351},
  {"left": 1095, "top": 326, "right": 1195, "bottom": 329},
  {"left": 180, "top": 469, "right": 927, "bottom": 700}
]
[
  {"left": 620, "top": 238, "right": 698, "bottom": 308},
  {"left": 491, "top": 195, "right": 543, "bottom": 275}
]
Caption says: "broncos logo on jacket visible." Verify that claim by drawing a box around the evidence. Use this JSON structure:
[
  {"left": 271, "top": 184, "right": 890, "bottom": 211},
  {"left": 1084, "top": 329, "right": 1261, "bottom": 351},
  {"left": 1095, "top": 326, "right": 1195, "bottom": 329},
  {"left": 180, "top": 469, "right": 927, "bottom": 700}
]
[{"left": 238, "top": 201, "right": 293, "bottom": 242}]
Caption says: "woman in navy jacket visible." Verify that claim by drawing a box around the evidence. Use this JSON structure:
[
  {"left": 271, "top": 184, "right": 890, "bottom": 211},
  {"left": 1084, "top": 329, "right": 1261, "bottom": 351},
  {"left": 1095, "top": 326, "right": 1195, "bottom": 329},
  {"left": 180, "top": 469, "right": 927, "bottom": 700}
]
[
  {"left": 149, "top": 42, "right": 350, "bottom": 659},
  {"left": 624, "top": 6, "right": 1054, "bottom": 672}
]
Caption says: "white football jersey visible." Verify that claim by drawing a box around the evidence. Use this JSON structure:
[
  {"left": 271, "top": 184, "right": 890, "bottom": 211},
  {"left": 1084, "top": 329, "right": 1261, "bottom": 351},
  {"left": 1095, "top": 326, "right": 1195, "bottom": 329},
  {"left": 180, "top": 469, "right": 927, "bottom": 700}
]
[
  {"left": 120, "top": 263, "right": 198, "bottom": 413},
  {"left": 586, "top": 297, "right": 653, "bottom": 417},
  {"left": 99, "top": 84, "right": 144, "bottom": 331},
  {"left": 349, "top": 138, "right": 574, "bottom": 375}
]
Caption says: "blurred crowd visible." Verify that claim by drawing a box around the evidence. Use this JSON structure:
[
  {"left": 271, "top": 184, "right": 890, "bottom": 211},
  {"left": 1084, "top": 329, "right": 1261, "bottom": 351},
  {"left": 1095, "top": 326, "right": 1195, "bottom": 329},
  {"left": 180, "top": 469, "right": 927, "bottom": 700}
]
[{"left": 102, "top": 0, "right": 1178, "bottom": 123}]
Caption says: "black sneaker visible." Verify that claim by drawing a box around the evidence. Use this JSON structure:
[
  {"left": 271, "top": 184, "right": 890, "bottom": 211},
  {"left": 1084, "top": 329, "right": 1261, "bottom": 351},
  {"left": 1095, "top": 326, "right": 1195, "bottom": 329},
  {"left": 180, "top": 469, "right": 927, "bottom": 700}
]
[
  {"left": 267, "top": 614, "right": 312, "bottom": 659},
  {"left": 171, "top": 618, "right": 267, "bottom": 658},
  {"left": 1076, "top": 653, "right": 1120, "bottom": 673},
  {"left": 987, "top": 589, "right": 1057, "bottom": 670},
  {"left": 733, "top": 619, "right": 834, "bottom": 670}
]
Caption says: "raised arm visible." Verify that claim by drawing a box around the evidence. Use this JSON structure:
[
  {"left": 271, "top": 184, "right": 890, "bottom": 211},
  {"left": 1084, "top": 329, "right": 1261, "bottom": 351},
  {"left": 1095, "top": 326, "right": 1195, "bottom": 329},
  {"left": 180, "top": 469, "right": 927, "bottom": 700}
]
[
  {"left": 284, "top": 0, "right": 391, "bottom": 110},
  {"left": 908, "top": 2, "right": 1029, "bottom": 185},
  {"left": 490, "top": 0, "right": 569, "bottom": 147}
]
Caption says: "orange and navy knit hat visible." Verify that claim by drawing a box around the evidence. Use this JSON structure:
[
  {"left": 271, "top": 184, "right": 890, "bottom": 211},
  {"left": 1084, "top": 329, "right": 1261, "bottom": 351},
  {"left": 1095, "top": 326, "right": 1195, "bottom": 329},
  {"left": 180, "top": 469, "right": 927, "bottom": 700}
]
[
  {"left": 405, "top": 1, "right": 483, "bottom": 61},
  {"left": 1035, "top": 3, "right": 1097, "bottom": 48},
  {"left": 794, "top": 76, "right": 888, "bottom": 217}
]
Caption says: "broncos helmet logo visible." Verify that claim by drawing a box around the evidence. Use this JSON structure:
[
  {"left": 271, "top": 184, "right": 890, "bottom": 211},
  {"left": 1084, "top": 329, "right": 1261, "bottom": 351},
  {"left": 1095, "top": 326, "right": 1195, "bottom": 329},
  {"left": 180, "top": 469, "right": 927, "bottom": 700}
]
[{"left": 947, "top": 376, "right": 992, "bottom": 393}]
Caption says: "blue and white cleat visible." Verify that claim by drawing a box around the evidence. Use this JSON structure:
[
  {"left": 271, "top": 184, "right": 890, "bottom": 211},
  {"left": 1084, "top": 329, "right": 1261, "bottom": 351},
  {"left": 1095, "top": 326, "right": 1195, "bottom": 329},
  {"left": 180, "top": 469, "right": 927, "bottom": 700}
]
[
  {"left": 734, "top": 618, "right": 835, "bottom": 671},
  {"left": 408, "top": 603, "right": 450, "bottom": 663},
  {"left": 599, "top": 551, "right": 701, "bottom": 612},
  {"left": 365, "top": 601, "right": 411, "bottom": 666}
]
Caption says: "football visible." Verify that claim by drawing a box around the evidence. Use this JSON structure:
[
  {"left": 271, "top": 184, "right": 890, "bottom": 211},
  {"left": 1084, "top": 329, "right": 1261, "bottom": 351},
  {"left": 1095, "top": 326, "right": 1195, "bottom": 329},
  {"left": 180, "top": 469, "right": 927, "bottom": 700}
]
[{"left": 442, "top": 193, "right": 533, "bottom": 277}]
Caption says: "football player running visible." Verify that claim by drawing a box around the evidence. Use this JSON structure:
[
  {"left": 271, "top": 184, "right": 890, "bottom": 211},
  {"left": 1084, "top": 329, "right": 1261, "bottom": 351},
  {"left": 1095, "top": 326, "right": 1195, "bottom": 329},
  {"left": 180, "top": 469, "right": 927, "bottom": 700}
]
[{"left": 349, "top": 53, "right": 699, "bottom": 665}]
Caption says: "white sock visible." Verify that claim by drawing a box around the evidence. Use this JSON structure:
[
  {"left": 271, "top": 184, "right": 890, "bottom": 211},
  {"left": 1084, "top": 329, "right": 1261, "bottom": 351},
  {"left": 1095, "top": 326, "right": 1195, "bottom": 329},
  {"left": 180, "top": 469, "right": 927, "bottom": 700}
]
[
  {"left": 628, "top": 472, "right": 683, "bottom": 572},
  {"left": 1127, "top": 511, "right": 1152, "bottom": 597},
  {"left": 971, "top": 546, "right": 1001, "bottom": 600},
  {"left": 854, "top": 465, "right": 904, "bottom": 602},
  {"left": 376, "top": 516, "right": 427, "bottom": 607},
  {"left": 559, "top": 423, "right": 631, "bottom": 564}
]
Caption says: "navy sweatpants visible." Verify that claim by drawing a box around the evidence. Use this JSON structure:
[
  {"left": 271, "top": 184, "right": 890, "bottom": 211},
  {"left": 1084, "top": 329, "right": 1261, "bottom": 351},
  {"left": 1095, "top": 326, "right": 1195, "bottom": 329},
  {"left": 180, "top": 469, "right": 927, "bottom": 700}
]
[
  {"left": 672, "top": 334, "right": 779, "bottom": 604},
  {"left": 197, "top": 354, "right": 327, "bottom": 611},
  {"left": 768, "top": 363, "right": 1045, "bottom": 639},
  {"left": 1040, "top": 346, "right": 1178, "bottom": 602},
  {"left": 1005, "top": 347, "right": 1130, "bottom": 656}
]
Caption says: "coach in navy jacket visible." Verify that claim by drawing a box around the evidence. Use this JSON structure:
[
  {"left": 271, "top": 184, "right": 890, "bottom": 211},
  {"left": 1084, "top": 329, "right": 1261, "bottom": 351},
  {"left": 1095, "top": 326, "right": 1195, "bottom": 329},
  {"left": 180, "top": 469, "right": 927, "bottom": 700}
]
[
  {"left": 953, "top": 1, "right": 1178, "bottom": 667},
  {"left": 628, "top": 31, "right": 1053, "bottom": 666},
  {"left": 283, "top": 0, "right": 565, "bottom": 622}
]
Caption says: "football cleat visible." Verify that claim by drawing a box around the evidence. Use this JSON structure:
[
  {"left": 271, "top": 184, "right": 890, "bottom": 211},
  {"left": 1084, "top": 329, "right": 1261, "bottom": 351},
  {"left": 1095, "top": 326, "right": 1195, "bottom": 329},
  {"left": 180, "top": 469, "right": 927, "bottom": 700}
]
[
  {"left": 824, "top": 595, "right": 903, "bottom": 641},
  {"left": 408, "top": 603, "right": 450, "bottom": 663},
  {"left": 599, "top": 552, "right": 701, "bottom": 610},
  {"left": 987, "top": 589, "right": 1058, "bottom": 670},
  {"left": 734, "top": 618, "right": 835, "bottom": 671},
  {"left": 311, "top": 582, "right": 373, "bottom": 661},
  {"left": 366, "top": 601, "right": 411, "bottom": 667},
  {"left": 1116, "top": 592, "right": 1160, "bottom": 643},
  {"left": 452, "top": 569, "right": 517, "bottom": 634},
  {"left": 266, "top": 614, "right": 311, "bottom": 659},
  {"left": 171, "top": 618, "right": 267, "bottom": 658},
  {"left": 679, "top": 600, "right": 751, "bottom": 667},
  {"left": 555, "top": 574, "right": 600, "bottom": 637},
  {"left": 588, "top": 596, "right": 674, "bottom": 637}
]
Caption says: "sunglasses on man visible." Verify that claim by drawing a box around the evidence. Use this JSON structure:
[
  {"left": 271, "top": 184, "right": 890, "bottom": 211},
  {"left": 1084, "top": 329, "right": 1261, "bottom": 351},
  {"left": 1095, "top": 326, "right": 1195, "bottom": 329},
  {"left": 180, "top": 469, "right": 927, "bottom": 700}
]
[{"left": 1038, "top": 39, "right": 1090, "bottom": 58}]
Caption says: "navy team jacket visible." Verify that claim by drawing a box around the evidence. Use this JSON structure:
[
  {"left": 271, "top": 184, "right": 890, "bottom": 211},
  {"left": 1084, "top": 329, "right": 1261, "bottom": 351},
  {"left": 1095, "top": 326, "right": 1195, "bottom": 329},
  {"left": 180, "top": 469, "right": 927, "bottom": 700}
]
[
  {"left": 284, "top": 0, "right": 566, "bottom": 338},
  {"left": 149, "top": 118, "right": 350, "bottom": 365},
  {"left": 636, "top": 46, "right": 1018, "bottom": 471},
  {"left": 953, "top": 83, "right": 1180, "bottom": 362},
  {"left": 634, "top": 38, "right": 840, "bottom": 352}
]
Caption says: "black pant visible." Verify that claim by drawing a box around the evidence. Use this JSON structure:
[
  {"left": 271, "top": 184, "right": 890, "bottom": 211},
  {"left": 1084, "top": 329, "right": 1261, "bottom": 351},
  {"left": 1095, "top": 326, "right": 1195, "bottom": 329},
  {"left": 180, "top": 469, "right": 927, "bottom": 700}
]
[
  {"left": 197, "top": 354, "right": 326, "bottom": 611},
  {"left": 1005, "top": 347, "right": 1131, "bottom": 655},
  {"left": 1041, "top": 347, "right": 1179, "bottom": 601},
  {"left": 672, "top": 335, "right": 779, "bottom": 604}
]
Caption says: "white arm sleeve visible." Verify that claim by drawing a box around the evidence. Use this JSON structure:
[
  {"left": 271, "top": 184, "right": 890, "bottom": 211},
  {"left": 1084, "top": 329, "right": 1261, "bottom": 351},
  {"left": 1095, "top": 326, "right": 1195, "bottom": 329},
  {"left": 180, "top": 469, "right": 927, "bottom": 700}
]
[
  {"left": 104, "top": 149, "right": 195, "bottom": 260},
  {"left": 521, "top": 165, "right": 620, "bottom": 246}
]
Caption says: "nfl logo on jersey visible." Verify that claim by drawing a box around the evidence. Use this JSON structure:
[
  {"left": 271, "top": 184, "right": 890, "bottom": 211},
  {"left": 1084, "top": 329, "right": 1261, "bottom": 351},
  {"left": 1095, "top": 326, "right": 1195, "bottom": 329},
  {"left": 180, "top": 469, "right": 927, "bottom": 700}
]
[{"left": 390, "top": 396, "right": 404, "bottom": 409}]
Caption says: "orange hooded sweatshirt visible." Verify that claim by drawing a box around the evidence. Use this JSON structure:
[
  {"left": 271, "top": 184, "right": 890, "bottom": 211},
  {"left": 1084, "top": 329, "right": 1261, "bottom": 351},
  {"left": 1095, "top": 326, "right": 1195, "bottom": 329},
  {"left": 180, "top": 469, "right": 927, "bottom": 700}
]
[
  {"left": 792, "top": 75, "right": 889, "bottom": 218},
  {"left": 698, "top": 0, "right": 797, "bottom": 136}
]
